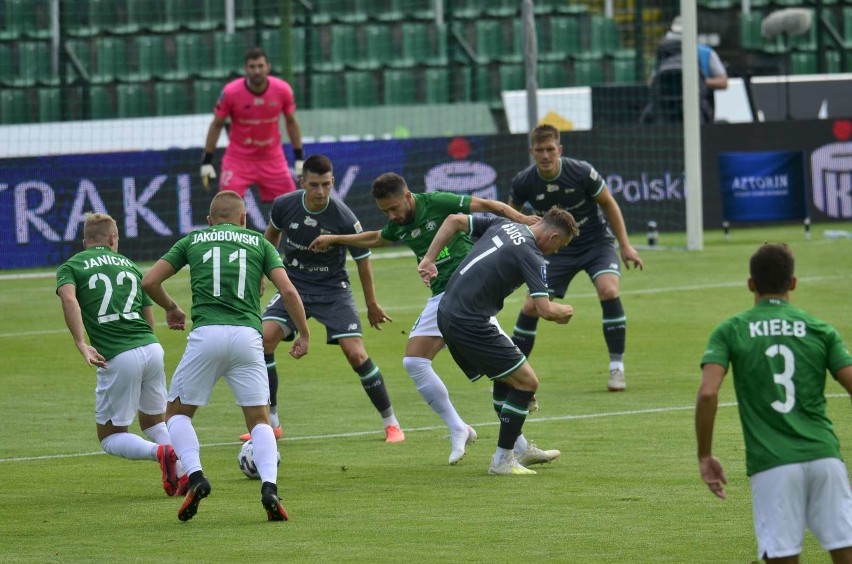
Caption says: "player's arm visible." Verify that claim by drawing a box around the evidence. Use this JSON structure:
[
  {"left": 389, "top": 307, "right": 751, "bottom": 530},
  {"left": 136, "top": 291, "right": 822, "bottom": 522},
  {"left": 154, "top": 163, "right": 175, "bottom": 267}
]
[
  {"left": 57, "top": 284, "right": 107, "bottom": 368},
  {"left": 470, "top": 196, "right": 539, "bottom": 226},
  {"left": 695, "top": 362, "right": 728, "bottom": 499},
  {"left": 141, "top": 260, "right": 186, "bottom": 331},
  {"left": 267, "top": 266, "right": 310, "bottom": 359},
  {"left": 201, "top": 114, "right": 227, "bottom": 189},
  {"left": 595, "top": 186, "right": 644, "bottom": 270},
  {"left": 417, "top": 214, "right": 470, "bottom": 286},
  {"left": 264, "top": 222, "right": 283, "bottom": 248},
  {"left": 309, "top": 230, "right": 388, "bottom": 252},
  {"left": 283, "top": 112, "right": 304, "bottom": 175},
  {"left": 531, "top": 295, "right": 573, "bottom": 324},
  {"left": 354, "top": 257, "right": 393, "bottom": 330},
  {"left": 834, "top": 365, "right": 852, "bottom": 405}
]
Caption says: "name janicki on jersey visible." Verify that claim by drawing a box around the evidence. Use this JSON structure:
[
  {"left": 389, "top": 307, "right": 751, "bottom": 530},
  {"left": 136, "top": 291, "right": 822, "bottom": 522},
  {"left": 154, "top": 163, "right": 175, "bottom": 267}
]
[
  {"left": 83, "top": 254, "right": 134, "bottom": 269},
  {"left": 749, "top": 319, "right": 807, "bottom": 338},
  {"left": 191, "top": 230, "right": 260, "bottom": 246}
]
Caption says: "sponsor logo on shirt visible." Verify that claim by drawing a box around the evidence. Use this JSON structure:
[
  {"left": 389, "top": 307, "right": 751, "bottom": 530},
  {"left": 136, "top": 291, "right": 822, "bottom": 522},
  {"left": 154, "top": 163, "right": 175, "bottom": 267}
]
[
  {"left": 348, "top": 323, "right": 358, "bottom": 331},
  {"left": 411, "top": 228, "right": 422, "bottom": 237},
  {"left": 289, "top": 223, "right": 299, "bottom": 230},
  {"left": 546, "top": 184, "right": 559, "bottom": 193},
  {"left": 253, "top": 97, "right": 264, "bottom": 105},
  {"left": 426, "top": 220, "right": 437, "bottom": 231},
  {"left": 303, "top": 216, "right": 318, "bottom": 227},
  {"left": 609, "top": 263, "right": 619, "bottom": 269},
  {"left": 563, "top": 188, "right": 575, "bottom": 194}
]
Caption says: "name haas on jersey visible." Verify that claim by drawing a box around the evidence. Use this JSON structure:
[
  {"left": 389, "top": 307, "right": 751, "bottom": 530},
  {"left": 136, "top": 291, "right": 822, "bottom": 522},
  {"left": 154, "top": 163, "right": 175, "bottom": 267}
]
[{"left": 500, "top": 223, "right": 525, "bottom": 245}]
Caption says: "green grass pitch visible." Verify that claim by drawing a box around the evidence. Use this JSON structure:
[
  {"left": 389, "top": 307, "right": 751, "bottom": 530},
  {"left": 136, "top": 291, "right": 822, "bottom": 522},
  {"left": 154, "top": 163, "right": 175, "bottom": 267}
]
[{"left": 0, "top": 223, "right": 850, "bottom": 562}]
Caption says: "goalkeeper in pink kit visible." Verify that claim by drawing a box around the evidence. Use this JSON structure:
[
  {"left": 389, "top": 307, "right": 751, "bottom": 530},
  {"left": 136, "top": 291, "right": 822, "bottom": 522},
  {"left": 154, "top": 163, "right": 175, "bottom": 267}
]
[{"left": 201, "top": 47, "right": 304, "bottom": 203}]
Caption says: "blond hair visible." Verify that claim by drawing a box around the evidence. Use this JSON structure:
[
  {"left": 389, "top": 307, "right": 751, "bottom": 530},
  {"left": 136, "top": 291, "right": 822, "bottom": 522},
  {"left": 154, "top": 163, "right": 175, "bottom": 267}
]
[
  {"left": 83, "top": 213, "right": 118, "bottom": 245},
  {"left": 209, "top": 190, "right": 246, "bottom": 223}
]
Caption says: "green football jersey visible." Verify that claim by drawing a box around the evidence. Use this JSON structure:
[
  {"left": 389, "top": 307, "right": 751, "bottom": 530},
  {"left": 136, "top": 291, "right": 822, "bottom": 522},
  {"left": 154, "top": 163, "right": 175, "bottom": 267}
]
[
  {"left": 701, "top": 298, "right": 852, "bottom": 476},
  {"left": 379, "top": 192, "right": 473, "bottom": 296},
  {"left": 56, "top": 245, "right": 158, "bottom": 361},
  {"left": 160, "top": 223, "right": 284, "bottom": 333}
]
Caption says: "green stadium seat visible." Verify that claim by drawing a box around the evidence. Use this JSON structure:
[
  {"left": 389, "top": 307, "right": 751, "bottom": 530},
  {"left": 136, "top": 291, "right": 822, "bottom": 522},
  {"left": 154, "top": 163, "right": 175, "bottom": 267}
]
[
  {"left": 485, "top": 0, "right": 518, "bottom": 18},
  {"left": 825, "top": 50, "right": 842, "bottom": 73},
  {"left": 423, "top": 67, "right": 450, "bottom": 104},
  {"left": 165, "top": 33, "right": 208, "bottom": 80},
  {"left": 392, "top": 22, "right": 437, "bottom": 68},
  {"left": 383, "top": 69, "right": 417, "bottom": 105},
  {"left": 291, "top": 27, "right": 305, "bottom": 73},
  {"left": 0, "top": 44, "right": 14, "bottom": 86},
  {"left": 235, "top": 0, "right": 256, "bottom": 29},
  {"left": 452, "top": 0, "right": 485, "bottom": 20},
  {"left": 611, "top": 58, "right": 639, "bottom": 83},
  {"left": 87, "top": 85, "right": 115, "bottom": 120},
  {"left": 378, "top": 0, "right": 436, "bottom": 22},
  {"left": 543, "top": 17, "right": 584, "bottom": 61},
  {"left": 498, "top": 64, "right": 525, "bottom": 93},
  {"left": 573, "top": 60, "right": 604, "bottom": 86},
  {"left": 155, "top": 82, "right": 190, "bottom": 115},
  {"left": 0, "top": 0, "right": 51, "bottom": 41},
  {"left": 332, "top": 0, "right": 370, "bottom": 24},
  {"left": 791, "top": 51, "right": 817, "bottom": 74},
  {"left": 256, "top": 0, "right": 281, "bottom": 27},
  {"left": 131, "top": 35, "right": 170, "bottom": 82},
  {"left": 193, "top": 80, "right": 221, "bottom": 114},
  {"left": 345, "top": 71, "right": 379, "bottom": 107},
  {"left": 0, "top": 90, "right": 30, "bottom": 124},
  {"left": 152, "top": 0, "right": 189, "bottom": 33},
  {"left": 112, "top": 0, "right": 150, "bottom": 35},
  {"left": 470, "top": 65, "right": 495, "bottom": 104},
  {"left": 185, "top": 0, "right": 224, "bottom": 32},
  {"left": 259, "top": 27, "right": 305, "bottom": 73},
  {"left": 38, "top": 88, "right": 61, "bottom": 122},
  {"left": 353, "top": 25, "right": 396, "bottom": 71},
  {"left": 739, "top": 12, "right": 763, "bottom": 51},
  {"left": 310, "top": 73, "right": 344, "bottom": 108},
  {"left": 844, "top": 7, "right": 852, "bottom": 48},
  {"left": 200, "top": 33, "right": 246, "bottom": 79},
  {"left": 117, "top": 83, "right": 149, "bottom": 117},
  {"left": 14, "top": 41, "right": 56, "bottom": 87},
  {"left": 324, "top": 24, "right": 358, "bottom": 71},
  {"left": 589, "top": 16, "right": 634, "bottom": 60},
  {"left": 92, "top": 37, "right": 129, "bottom": 84},
  {"left": 537, "top": 62, "right": 568, "bottom": 88},
  {"left": 698, "top": 0, "right": 735, "bottom": 9},
  {"left": 475, "top": 20, "right": 519, "bottom": 64},
  {"left": 65, "top": 39, "right": 93, "bottom": 83}
]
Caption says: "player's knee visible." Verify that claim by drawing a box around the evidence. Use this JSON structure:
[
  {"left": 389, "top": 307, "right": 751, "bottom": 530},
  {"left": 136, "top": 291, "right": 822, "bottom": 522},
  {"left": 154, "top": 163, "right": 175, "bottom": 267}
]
[{"left": 403, "top": 356, "right": 431, "bottom": 381}]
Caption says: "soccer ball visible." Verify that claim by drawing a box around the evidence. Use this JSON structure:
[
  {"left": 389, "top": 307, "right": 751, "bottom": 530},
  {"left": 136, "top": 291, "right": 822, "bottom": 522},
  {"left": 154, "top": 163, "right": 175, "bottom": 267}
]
[{"left": 237, "top": 439, "right": 281, "bottom": 480}]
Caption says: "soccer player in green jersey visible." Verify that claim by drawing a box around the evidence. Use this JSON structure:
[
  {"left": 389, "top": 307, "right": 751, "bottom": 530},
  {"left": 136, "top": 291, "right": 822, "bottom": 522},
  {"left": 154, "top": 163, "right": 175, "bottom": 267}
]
[
  {"left": 142, "top": 191, "right": 310, "bottom": 523},
  {"left": 310, "top": 173, "right": 559, "bottom": 467},
  {"left": 696, "top": 243, "right": 852, "bottom": 562},
  {"left": 56, "top": 213, "right": 184, "bottom": 497}
]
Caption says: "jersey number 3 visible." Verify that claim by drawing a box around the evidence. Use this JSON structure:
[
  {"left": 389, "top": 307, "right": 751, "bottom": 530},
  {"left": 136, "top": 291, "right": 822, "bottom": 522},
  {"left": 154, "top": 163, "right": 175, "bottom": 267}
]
[{"left": 766, "top": 344, "right": 795, "bottom": 414}]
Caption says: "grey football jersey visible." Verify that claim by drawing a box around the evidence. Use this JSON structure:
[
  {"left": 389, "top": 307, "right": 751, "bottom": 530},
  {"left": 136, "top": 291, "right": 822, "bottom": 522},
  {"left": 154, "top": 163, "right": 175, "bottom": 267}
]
[
  {"left": 269, "top": 190, "right": 370, "bottom": 294},
  {"left": 438, "top": 216, "right": 549, "bottom": 322}
]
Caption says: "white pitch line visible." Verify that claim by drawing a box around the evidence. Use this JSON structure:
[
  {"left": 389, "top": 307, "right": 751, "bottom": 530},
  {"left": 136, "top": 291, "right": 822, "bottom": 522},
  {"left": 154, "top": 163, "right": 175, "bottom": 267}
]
[{"left": 2, "top": 395, "right": 848, "bottom": 464}]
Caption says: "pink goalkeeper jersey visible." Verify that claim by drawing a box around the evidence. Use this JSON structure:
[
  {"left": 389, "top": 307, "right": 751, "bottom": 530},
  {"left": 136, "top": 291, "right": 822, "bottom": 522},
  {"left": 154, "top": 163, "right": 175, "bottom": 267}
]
[{"left": 214, "top": 76, "right": 296, "bottom": 160}]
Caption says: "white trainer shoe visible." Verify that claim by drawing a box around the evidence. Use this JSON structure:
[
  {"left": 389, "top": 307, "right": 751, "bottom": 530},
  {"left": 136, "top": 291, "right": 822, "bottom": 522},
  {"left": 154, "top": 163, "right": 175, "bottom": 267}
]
[
  {"left": 449, "top": 425, "right": 477, "bottom": 465},
  {"left": 516, "top": 442, "right": 561, "bottom": 466},
  {"left": 607, "top": 368, "right": 626, "bottom": 392},
  {"left": 488, "top": 456, "right": 537, "bottom": 475}
]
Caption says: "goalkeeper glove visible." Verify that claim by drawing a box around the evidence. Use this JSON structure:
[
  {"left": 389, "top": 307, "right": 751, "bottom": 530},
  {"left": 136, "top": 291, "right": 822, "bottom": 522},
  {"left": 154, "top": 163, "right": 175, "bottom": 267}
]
[
  {"left": 293, "top": 148, "right": 304, "bottom": 177},
  {"left": 200, "top": 152, "right": 216, "bottom": 190}
]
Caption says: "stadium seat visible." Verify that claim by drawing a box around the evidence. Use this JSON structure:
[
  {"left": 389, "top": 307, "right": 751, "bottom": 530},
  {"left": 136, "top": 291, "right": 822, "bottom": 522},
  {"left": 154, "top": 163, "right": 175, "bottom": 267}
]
[
  {"left": 310, "top": 73, "right": 345, "bottom": 108},
  {"left": 0, "top": 90, "right": 30, "bottom": 124},
  {"left": 791, "top": 51, "right": 817, "bottom": 74},
  {"left": 378, "top": 0, "right": 436, "bottom": 22},
  {"left": 423, "top": 67, "right": 450, "bottom": 104},
  {"left": 92, "top": 37, "right": 129, "bottom": 84},
  {"left": 452, "top": 0, "right": 485, "bottom": 20},
  {"left": 185, "top": 0, "right": 224, "bottom": 32},
  {"left": 498, "top": 64, "right": 525, "bottom": 93},
  {"left": 65, "top": 39, "right": 93, "bottom": 82},
  {"left": 543, "top": 17, "right": 584, "bottom": 61},
  {"left": 14, "top": 41, "right": 55, "bottom": 87},
  {"left": 589, "top": 16, "right": 634, "bottom": 60},
  {"left": 235, "top": 0, "right": 256, "bottom": 29},
  {"left": 329, "top": 24, "right": 359, "bottom": 70},
  {"left": 383, "top": 69, "right": 417, "bottom": 105},
  {"left": 485, "top": 0, "right": 518, "bottom": 18},
  {"left": 573, "top": 60, "right": 605, "bottom": 86},
  {"left": 38, "top": 88, "right": 61, "bottom": 122},
  {"left": 537, "top": 61, "right": 568, "bottom": 88},
  {"left": 131, "top": 35, "right": 170, "bottom": 82},
  {"left": 353, "top": 24, "right": 396, "bottom": 70},
  {"left": 87, "top": 85, "right": 115, "bottom": 120},
  {"left": 1, "top": 0, "right": 51, "bottom": 41},
  {"left": 0, "top": 44, "right": 14, "bottom": 86},
  {"left": 112, "top": 0, "right": 148, "bottom": 35},
  {"left": 332, "top": 0, "right": 370, "bottom": 24},
  {"left": 193, "top": 80, "right": 221, "bottom": 114},
  {"left": 611, "top": 58, "right": 639, "bottom": 83},
  {"left": 345, "top": 71, "right": 379, "bottom": 107},
  {"left": 739, "top": 12, "right": 764, "bottom": 51},
  {"left": 165, "top": 33, "right": 208, "bottom": 80},
  {"left": 155, "top": 82, "right": 190, "bottom": 115},
  {"left": 153, "top": 0, "right": 193, "bottom": 33},
  {"left": 470, "top": 65, "right": 495, "bottom": 103},
  {"left": 392, "top": 22, "right": 436, "bottom": 68},
  {"left": 825, "top": 50, "right": 842, "bottom": 73},
  {"left": 256, "top": 0, "right": 281, "bottom": 27},
  {"left": 117, "top": 83, "right": 149, "bottom": 117},
  {"left": 474, "top": 20, "right": 508, "bottom": 64},
  {"left": 200, "top": 33, "right": 246, "bottom": 79}
]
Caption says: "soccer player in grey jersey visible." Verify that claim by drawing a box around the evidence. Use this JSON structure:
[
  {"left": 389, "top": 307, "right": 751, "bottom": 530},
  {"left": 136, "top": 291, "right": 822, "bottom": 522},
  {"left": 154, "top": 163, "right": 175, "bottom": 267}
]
[
  {"left": 697, "top": 243, "right": 852, "bottom": 562},
  {"left": 254, "top": 155, "right": 404, "bottom": 444},
  {"left": 56, "top": 213, "right": 184, "bottom": 497},
  {"left": 509, "top": 124, "right": 643, "bottom": 392},
  {"left": 418, "top": 208, "right": 579, "bottom": 475}
]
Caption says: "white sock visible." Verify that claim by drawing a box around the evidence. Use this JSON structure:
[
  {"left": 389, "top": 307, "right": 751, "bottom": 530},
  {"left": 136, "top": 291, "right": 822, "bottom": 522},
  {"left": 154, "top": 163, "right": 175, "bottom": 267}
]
[
  {"left": 142, "top": 422, "right": 170, "bottom": 445},
  {"left": 251, "top": 423, "right": 278, "bottom": 484},
  {"left": 381, "top": 412, "right": 400, "bottom": 428},
  {"left": 610, "top": 361, "right": 624, "bottom": 372},
  {"left": 166, "top": 414, "right": 202, "bottom": 476},
  {"left": 269, "top": 408, "right": 280, "bottom": 429},
  {"left": 403, "top": 356, "right": 466, "bottom": 434},
  {"left": 491, "top": 447, "right": 513, "bottom": 466},
  {"left": 513, "top": 433, "right": 529, "bottom": 455},
  {"left": 100, "top": 432, "right": 159, "bottom": 461}
]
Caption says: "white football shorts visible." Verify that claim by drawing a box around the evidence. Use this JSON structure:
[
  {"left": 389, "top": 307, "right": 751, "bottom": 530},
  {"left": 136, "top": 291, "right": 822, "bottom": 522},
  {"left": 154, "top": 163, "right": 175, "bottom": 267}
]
[
  {"left": 94, "top": 342, "right": 166, "bottom": 426},
  {"left": 409, "top": 293, "right": 443, "bottom": 338},
  {"left": 750, "top": 457, "right": 852, "bottom": 559},
  {"left": 168, "top": 325, "right": 269, "bottom": 407}
]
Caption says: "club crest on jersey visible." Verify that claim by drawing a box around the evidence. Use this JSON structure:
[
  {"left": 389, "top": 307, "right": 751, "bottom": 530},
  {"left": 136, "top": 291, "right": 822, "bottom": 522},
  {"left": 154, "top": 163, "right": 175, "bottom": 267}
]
[
  {"left": 411, "top": 228, "right": 422, "bottom": 237},
  {"left": 546, "top": 184, "right": 559, "bottom": 193},
  {"left": 426, "top": 220, "right": 437, "bottom": 231},
  {"left": 253, "top": 97, "right": 264, "bottom": 105},
  {"left": 304, "top": 216, "right": 318, "bottom": 227}
]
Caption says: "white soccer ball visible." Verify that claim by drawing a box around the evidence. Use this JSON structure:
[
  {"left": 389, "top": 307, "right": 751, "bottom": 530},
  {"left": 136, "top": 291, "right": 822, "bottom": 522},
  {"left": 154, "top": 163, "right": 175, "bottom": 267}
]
[{"left": 238, "top": 439, "right": 281, "bottom": 480}]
